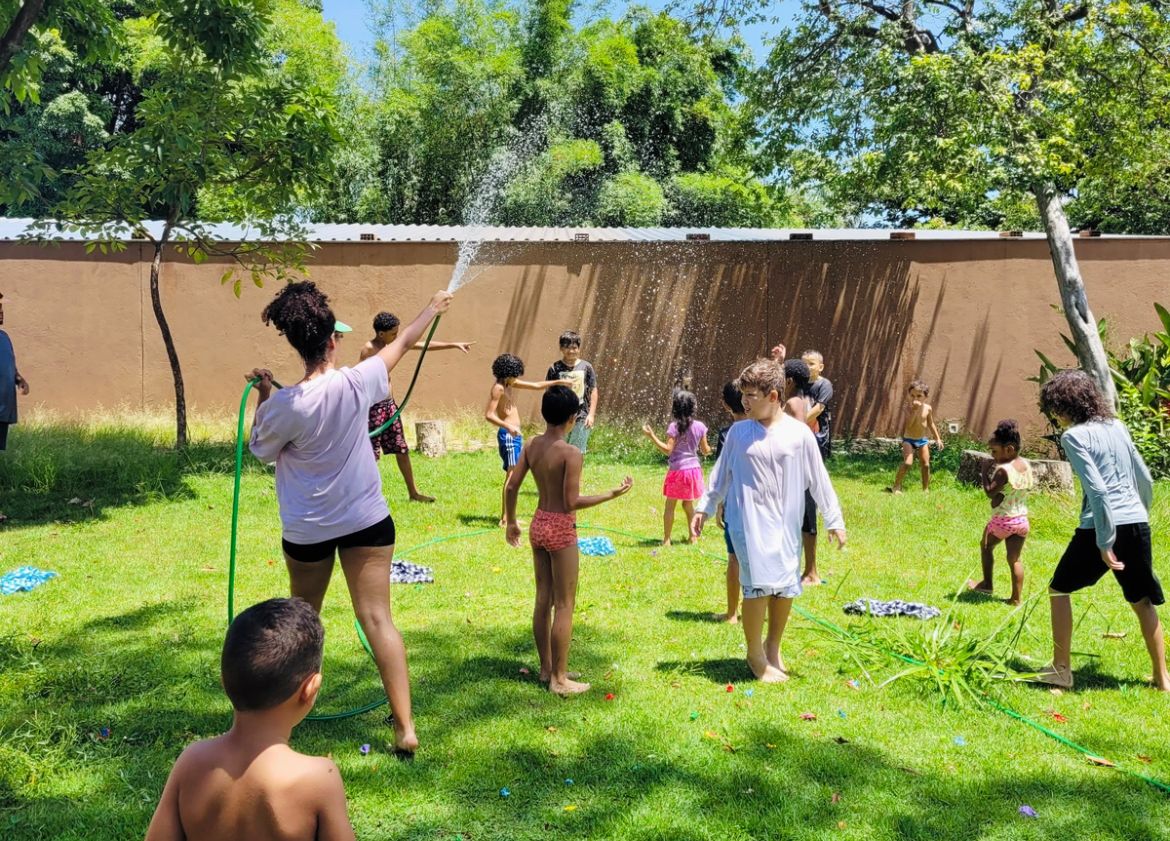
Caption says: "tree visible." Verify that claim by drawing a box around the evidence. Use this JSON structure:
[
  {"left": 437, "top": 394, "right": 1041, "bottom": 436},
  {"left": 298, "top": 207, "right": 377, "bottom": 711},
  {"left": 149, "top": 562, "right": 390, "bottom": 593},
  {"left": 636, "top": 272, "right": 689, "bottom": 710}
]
[
  {"left": 312, "top": 0, "right": 780, "bottom": 228},
  {"left": 743, "top": 0, "right": 1170, "bottom": 405},
  {"left": 37, "top": 0, "right": 342, "bottom": 447}
]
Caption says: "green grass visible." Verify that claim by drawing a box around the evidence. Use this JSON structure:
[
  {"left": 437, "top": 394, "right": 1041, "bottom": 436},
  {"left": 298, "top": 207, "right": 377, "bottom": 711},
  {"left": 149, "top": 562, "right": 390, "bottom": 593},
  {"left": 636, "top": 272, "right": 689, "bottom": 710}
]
[{"left": 2, "top": 415, "right": 1170, "bottom": 840}]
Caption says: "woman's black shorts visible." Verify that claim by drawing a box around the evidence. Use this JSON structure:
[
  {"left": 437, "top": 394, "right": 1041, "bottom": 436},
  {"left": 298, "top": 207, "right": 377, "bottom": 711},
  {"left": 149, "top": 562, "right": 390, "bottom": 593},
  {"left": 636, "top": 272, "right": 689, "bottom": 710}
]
[
  {"left": 281, "top": 514, "right": 396, "bottom": 564},
  {"left": 1050, "top": 523, "right": 1163, "bottom": 605}
]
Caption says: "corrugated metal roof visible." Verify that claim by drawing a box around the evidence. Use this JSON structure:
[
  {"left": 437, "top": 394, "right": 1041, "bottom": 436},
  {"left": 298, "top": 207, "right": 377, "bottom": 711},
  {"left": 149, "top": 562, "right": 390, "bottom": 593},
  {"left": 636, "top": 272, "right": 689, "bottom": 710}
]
[{"left": 0, "top": 218, "right": 1154, "bottom": 243}]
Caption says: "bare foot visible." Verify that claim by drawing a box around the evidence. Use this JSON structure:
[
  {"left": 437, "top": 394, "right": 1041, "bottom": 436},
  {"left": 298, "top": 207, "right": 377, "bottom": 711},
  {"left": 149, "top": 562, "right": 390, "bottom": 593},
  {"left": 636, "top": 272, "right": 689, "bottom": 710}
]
[
  {"left": 1035, "top": 663, "right": 1074, "bottom": 689},
  {"left": 549, "top": 677, "right": 591, "bottom": 696},
  {"left": 748, "top": 655, "right": 789, "bottom": 683},
  {"left": 661, "top": 539, "right": 672, "bottom": 547},
  {"left": 801, "top": 573, "right": 822, "bottom": 586},
  {"left": 410, "top": 493, "right": 436, "bottom": 503},
  {"left": 539, "top": 671, "right": 582, "bottom": 683},
  {"left": 1006, "top": 597, "right": 1022, "bottom": 606},
  {"left": 884, "top": 487, "right": 903, "bottom": 495},
  {"left": 966, "top": 579, "right": 994, "bottom": 595},
  {"left": 723, "top": 614, "right": 739, "bottom": 624}
]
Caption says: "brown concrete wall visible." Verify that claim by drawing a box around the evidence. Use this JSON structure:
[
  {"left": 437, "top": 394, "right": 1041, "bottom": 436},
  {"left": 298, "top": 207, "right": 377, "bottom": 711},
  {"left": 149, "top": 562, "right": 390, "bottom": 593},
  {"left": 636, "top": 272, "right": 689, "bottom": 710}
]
[{"left": 2, "top": 237, "right": 1168, "bottom": 441}]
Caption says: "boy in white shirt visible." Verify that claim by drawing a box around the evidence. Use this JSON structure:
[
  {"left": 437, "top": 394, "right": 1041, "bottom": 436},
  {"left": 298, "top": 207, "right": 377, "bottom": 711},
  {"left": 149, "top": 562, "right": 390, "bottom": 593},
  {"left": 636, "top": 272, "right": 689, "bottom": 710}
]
[{"left": 692, "top": 358, "right": 846, "bottom": 683}]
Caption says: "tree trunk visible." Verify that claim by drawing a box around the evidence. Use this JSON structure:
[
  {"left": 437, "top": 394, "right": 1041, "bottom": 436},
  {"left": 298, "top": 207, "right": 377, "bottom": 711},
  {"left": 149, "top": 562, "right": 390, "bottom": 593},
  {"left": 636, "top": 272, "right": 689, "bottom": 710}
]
[
  {"left": 1034, "top": 182, "right": 1118, "bottom": 407},
  {"left": 149, "top": 230, "right": 188, "bottom": 448},
  {"left": 0, "top": 0, "right": 47, "bottom": 76}
]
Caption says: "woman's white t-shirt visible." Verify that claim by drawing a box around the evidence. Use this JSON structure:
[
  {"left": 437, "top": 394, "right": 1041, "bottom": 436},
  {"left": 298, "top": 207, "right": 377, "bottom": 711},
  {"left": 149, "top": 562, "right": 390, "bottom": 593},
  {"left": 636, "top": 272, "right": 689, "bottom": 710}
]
[{"left": 249, "top": 356, "right": 390, "bottom": 545}]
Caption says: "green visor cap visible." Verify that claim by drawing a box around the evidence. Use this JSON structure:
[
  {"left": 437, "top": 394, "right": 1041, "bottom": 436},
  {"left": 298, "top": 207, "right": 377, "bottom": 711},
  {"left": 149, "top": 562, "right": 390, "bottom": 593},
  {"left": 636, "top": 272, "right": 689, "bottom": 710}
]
[{"left": 334, "top": 320, "right": 352, "bottom": 333}]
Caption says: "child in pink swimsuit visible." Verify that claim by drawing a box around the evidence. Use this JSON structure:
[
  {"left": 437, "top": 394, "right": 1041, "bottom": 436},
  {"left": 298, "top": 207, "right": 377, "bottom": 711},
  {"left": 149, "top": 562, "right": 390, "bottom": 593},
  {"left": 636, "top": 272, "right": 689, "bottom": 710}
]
[
  {"left": 968, "top": 419, "right": 1035, "bottom": 605},
  {"left": 642, "top": 390, "right": 712, "bottom": 545}
]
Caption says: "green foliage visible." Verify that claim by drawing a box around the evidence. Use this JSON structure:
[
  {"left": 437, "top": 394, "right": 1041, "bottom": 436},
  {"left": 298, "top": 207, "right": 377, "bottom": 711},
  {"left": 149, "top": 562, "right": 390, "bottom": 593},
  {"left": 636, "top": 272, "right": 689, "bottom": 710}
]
[
  {"left": 1029, "top": 304, "right": 1170, "bottom": 476},
  {"left": 312, "top": 0, "right": 768, "bottom": 227},
  {"left": 665, "top": 169, "right": 777, "bottom": 227},
  {"left": 1110, "top": 304, "right": 1170, "bottom": 478},
  {"left": 827, "top": 596, "right": 1041, "bottom": 709},
  {"left": 595, "top": 170, "right": 666, "bottom": 226},
  {"left": 748, "top": 0, "right": 1170, "bottom": 232}
]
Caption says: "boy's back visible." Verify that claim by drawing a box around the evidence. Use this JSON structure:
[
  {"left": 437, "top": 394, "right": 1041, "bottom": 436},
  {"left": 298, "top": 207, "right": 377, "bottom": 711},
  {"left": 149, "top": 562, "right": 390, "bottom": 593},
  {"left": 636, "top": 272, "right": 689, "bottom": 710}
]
[
  {"left": 525, "top": 432, "right": 579, "bottom": 512},
  {"left": 146, "top": 598, "right": 355, "bottom": 841},
  {"left": 153, "top": 736, "right": 351, "bottom": 841}
]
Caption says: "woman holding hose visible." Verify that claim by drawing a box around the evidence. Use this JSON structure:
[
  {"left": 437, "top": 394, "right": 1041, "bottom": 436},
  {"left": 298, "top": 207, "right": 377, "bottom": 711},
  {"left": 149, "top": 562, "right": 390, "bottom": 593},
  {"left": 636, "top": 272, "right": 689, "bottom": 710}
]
[{"left": 247, "top": 281, "right": 453, "bottom": 753}]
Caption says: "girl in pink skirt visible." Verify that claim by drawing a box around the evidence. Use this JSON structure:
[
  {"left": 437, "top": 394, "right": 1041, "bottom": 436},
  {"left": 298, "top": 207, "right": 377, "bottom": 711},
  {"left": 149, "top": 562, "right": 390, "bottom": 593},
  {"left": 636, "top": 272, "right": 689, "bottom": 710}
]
[{"left": 643, "top": 390, "right": 712, "bottom": 545}]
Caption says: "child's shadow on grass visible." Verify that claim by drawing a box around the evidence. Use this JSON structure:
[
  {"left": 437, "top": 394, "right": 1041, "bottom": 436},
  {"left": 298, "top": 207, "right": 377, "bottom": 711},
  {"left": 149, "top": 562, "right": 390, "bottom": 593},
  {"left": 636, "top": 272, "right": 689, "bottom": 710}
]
[
  {"left": 665, "top": 610, "right": 725, "bottom": 624},
  {"left": 655, "top": 658, "right": 751, "bottom": 684}
]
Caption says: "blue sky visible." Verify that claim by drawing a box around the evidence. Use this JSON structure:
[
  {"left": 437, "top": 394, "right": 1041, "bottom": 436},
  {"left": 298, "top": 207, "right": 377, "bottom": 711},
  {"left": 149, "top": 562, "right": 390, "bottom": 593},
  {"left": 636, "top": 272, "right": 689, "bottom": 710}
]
[{"left": 320, "top": 0, "right": 784, "bottom": 63}]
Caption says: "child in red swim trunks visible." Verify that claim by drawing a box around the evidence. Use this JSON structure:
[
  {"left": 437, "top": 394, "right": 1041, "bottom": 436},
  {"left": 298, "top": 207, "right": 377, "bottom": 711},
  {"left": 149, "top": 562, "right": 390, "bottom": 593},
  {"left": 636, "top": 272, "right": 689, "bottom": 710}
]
[
  {"left": 967, "top": 419, "right": 1034, "bottom": 605},
  {"left": 504, "top": 386, "right": 632, "bottom": 696}
]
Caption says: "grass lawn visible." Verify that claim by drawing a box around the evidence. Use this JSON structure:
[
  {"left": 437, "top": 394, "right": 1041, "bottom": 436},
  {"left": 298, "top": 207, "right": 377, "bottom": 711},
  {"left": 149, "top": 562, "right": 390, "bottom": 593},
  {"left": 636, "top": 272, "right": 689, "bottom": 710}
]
[{"left": 2, "top": 416, "right": 1170, "bottom": 840}]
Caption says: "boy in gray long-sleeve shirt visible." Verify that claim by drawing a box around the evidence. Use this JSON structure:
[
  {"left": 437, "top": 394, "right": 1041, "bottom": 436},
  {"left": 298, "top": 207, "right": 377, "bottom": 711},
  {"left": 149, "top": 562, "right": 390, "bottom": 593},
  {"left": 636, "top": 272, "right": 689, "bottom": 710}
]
[{"left": 1038, "top": 370, "right": 1168, "bottom": 691}]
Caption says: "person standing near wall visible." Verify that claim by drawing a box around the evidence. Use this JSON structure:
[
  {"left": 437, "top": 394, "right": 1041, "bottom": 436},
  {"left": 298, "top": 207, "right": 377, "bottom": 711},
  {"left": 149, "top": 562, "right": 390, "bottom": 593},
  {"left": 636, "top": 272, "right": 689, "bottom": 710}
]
[{"left": 0, "top": 292, "right": 31, "bottom": 454}]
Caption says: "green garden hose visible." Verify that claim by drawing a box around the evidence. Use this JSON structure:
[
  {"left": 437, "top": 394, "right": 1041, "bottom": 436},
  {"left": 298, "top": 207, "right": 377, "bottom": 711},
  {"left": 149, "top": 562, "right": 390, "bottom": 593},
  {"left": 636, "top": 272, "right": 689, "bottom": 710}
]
[
  {"left": 575, "top": 522, "right": 1170, "bottom": 795},
  {"left": 228, "top": 317, "right": 441, "bottom": 721}
]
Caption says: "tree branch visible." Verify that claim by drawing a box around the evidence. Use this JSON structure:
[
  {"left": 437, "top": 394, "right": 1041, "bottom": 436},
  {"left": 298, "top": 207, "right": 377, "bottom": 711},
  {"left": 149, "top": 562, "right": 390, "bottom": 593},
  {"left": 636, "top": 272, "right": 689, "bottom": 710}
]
[{"left": 0, "top": 0, "right": 47, "bottom": 76}]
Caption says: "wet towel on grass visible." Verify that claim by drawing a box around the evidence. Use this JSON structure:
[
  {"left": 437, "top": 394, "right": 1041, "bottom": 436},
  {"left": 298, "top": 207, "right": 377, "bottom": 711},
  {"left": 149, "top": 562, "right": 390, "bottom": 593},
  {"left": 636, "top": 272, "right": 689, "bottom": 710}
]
[
  {"left": 843, "top": 598, "right": 940, "bottom": 620},
  {"left": 391, "top": 560, "right": 433, "bottom": 584},
  {"left": 1, "top": 566, "right": 58, "bottom": 595}
]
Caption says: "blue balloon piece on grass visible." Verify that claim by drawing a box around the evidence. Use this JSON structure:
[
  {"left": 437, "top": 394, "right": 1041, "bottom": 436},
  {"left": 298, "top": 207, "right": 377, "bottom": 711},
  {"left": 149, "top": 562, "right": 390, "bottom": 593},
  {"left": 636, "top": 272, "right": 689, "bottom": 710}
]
[
  {"left": 578, "top": 536, "right": 616, "bottom": 556},
  {"left": 1019, "top": 805, "right": 1038, "bottom": 818},
  {"left": 954, "top": 736, "right": 966, "bottom": 747},
  {"left": 499, "top": 788, "right": 511, "bottom": 798}
]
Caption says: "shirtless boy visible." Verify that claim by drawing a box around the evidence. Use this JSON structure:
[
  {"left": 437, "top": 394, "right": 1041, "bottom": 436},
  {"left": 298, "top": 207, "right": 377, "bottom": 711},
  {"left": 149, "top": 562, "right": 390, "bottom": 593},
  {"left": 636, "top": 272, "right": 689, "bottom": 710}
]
[
  {"left": 145, "top": 598, "right": 355, "bottom": 841},
  {"left": 485, "top": 353, "right": 561, "bottom": 526},
  {"left": 504, "top": 386, "right": 632, "bottom": 695},
  {"left": 889, "top": 379, "right": 945, "bottom": 493},
  {"left": 359, "top": 311, "right": 474, "bottom": 502}
]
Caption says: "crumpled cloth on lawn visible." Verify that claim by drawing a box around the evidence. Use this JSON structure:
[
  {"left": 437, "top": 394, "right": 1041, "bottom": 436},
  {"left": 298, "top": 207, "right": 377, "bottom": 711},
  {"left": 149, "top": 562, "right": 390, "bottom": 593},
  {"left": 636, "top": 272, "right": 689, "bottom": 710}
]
[
  {"left": 843, "top": 598, "right": 940, "bottom": 620},
  {"left": 578, "top": 536, "right": 616, "bottom": 556},
  {"left": 390, "top": 560, "right": 433, "bottom": 584},
  {"left": 1, "top": 566, "right": 58, "bottom": 595}
]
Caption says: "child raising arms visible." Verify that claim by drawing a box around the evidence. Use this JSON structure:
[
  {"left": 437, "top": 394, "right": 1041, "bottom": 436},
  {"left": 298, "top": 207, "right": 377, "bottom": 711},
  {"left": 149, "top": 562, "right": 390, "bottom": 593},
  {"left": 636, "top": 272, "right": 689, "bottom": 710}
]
[
  {"left": 485, "top": 353, "right": 561, "bottom": 527},
  {"left": 889, "top": 380, "right": 944, "bottom": 493},
  {"left": 967, "top": 420, "right": 1034, "bottom": 605},
  {"left": 643, "top": 389, "right": 712, "bottom": 545},
  {"left": 505, "top": 386, "right": 632, "bottom": 695}
]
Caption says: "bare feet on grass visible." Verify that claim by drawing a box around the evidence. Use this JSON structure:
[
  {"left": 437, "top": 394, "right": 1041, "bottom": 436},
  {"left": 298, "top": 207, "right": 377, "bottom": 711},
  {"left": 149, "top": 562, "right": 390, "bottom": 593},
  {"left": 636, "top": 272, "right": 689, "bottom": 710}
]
[
  {"left": 723, "top": 614, "right": 739, "bottom": 624},
  {"left": 661, "top": 539, "right": 672, "bottom": 547},
  {"left": 410, "top": 493, "right": 436, "bottom": 503},
  {"left": 549, "top": 677, "right": 591, "bottom": 696},
  {"left": 748, "top": 654, "right": 789, "bottom": 683},
  {"left": 966, "top": 579, "right": 994, "bottom": 596}
]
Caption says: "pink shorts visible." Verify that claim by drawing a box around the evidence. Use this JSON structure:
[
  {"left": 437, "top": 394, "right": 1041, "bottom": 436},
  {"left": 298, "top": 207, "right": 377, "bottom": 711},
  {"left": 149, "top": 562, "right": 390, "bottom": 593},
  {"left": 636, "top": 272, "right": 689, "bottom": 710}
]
[
  {"left": 986, "top": 514, "right": 1030, "bottom": 541},
  {"left": 663, "top": 468, "right": 704, "bottom": 501},
  {"left": 530, "top": 509, "right": 577, "bottom": 552}
]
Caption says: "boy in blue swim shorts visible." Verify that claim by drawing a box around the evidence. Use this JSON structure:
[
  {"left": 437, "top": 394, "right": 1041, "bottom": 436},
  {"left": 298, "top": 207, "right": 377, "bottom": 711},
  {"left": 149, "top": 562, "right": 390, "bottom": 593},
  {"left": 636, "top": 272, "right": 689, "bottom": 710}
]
[
  {"left": 888, "top": 380, "right": 945, "bottom": 493},
  {"left": 485, "top": 353, "right": 560, "bottom": 526}
]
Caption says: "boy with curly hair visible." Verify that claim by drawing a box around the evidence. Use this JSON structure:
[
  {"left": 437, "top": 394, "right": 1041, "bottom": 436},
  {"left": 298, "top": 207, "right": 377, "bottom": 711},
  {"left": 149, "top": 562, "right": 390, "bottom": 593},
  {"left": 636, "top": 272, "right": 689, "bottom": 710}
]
[
  {"left": 1038, "top": 369, "right": 1168, "bottom": 691},
  {"left": 485, "top": 353, "right": 560, "bottom": 526}
]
